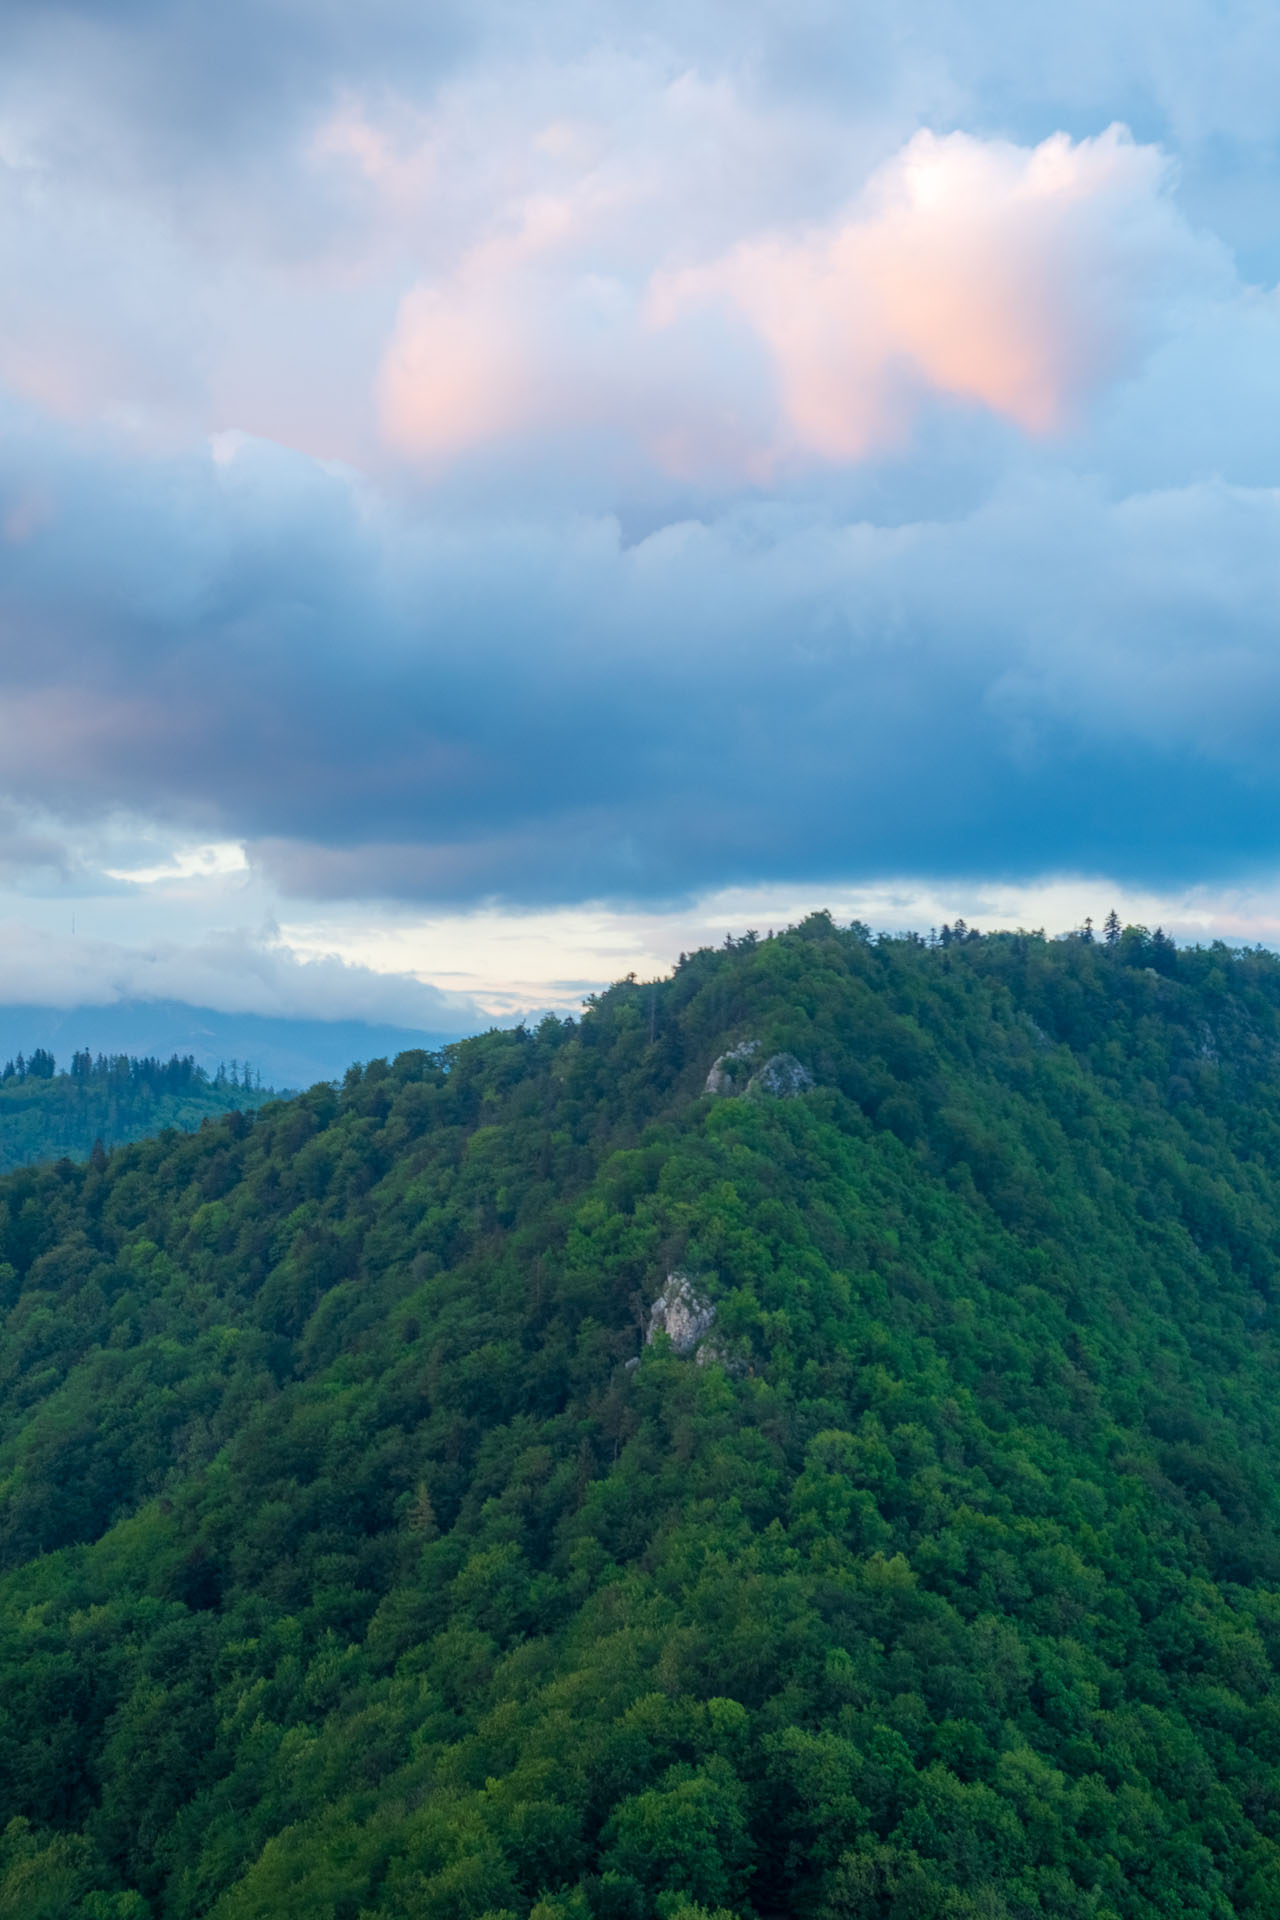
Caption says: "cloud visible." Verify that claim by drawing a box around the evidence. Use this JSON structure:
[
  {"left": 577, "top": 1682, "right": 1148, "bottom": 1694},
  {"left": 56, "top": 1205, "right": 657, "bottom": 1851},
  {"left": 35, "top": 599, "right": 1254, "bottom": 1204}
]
[
  {"left": 2, "top": 5, "right": 1280, "bottom": 932},
  {"left": 371, "top": 65, "right": 816, "bottom": 482},
  {"left": 0, "top": 917, "right": 484, "bottom": 1029},
  {"left": 0, "top": 803, "right": 75, "bottom": 883},
  {"left": 653, "top": 126, "right": 1217, "bottom": 460},
  {"left": 0, "top": 13, "right": 1243, "bottom": 480},
  {"left": 102, "top": 843, "right": 249, "bottom": 886},
  {"left": 4, "top": 414, "right": 1280, "bottom": 904},
  {"left": 377, "top": 123, "right": 1217, "bottom": 478}
]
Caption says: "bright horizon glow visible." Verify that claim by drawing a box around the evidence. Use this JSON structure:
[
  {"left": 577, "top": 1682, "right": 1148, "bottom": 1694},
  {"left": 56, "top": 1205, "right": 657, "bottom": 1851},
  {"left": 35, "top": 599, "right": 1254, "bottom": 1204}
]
[
  {"left": 4, "top": 854, "right": 1280, "bottom": 1030},
  {"left": 102, "top": 842, "right": 250, "bottom": 887},
  {"left": 276, "top": 874, "right": 1280, "bottom": 1021}
]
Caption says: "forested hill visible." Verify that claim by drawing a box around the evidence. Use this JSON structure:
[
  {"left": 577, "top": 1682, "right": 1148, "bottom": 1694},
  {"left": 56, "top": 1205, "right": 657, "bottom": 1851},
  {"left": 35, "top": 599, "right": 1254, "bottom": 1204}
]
[
  {"left": 11, "top": 918, "right": 1280, "bottom": 1917},
  {"left": 0, "top": 1049, "right": 276, "bottom": 1173}
]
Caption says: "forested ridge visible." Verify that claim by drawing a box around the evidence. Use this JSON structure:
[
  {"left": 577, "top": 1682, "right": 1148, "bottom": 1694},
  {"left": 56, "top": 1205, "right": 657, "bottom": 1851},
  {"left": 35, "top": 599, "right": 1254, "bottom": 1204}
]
[
  {"left": 0, "top": 1051, "right": 275, "bottom": 1174},
  {"left": 8, "top": 916, "right": 1280, "bottom": 1917}
]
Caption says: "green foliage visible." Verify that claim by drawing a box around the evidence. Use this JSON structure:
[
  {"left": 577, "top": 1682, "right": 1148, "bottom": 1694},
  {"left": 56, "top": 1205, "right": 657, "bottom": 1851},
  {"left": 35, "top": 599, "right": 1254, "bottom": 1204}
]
[
  {"left": 5, "top": 924, "right": 1280, "bottom": 1913},
  {"left": 0, "top": 1051, "right": 276, "bottom": 1171}
]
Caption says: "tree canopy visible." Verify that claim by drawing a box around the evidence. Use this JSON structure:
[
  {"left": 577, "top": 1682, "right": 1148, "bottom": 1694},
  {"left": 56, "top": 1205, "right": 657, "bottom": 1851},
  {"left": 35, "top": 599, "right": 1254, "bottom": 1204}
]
[
  {"left": 0, "top": 1050, "right": 274, "bottom": 1172},
  {"left": 4, "top": 919, "right": 1280, "bottom": 1915}
]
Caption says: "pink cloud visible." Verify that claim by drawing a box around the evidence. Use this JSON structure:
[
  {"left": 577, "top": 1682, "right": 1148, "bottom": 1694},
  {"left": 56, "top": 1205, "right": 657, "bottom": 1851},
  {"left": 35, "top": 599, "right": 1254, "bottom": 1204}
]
[
  {"left": 653, "top": 126, "right": 1210, "bottom": 460},
  {"left": 379, "top": 286, "right": 538, "bottom": 459},
  {"left": 377, "top": 199, "right": 586, "bottom": 459},
  {"left": 380, "top": 123, "right": 1212, "bottom": 475}
]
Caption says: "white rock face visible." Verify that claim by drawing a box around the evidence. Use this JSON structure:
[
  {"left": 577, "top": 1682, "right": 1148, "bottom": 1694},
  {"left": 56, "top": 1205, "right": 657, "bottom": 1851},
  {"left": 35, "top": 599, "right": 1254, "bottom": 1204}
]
[
  {"left": 646, "top": 1269, "right": 717, "bottom": 1355},
  {"left": 750, "top": 1052, "right": 813, "bottom": 1097},
  {"left": 704, "top": 1040, "right": 760, "bottom": 1096},
  {"left": 705, "top": 1042, "right": 813, "bottom": 1099}
]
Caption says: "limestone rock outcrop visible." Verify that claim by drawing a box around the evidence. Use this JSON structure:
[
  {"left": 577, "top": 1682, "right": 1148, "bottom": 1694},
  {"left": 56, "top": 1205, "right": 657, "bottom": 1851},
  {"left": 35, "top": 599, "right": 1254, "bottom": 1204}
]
[
  {"left": 646, "top": 1269, "right": 716, "bottom": 1356},
  {"left": 704, "top": 1041, "right": 760, "bottom": 1096},
  {"left": 705, "top": 1042, "right": 812, "bottom": 1099},
  {"left": 750, "top": 1052, "right": 813, "bottom": 1097}
]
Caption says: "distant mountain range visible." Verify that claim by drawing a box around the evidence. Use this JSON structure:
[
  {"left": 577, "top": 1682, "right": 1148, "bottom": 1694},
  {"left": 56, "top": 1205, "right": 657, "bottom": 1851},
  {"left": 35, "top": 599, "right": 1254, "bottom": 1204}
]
[{"left": 0, "top": 999, "right": 480, "bottom": 1091}]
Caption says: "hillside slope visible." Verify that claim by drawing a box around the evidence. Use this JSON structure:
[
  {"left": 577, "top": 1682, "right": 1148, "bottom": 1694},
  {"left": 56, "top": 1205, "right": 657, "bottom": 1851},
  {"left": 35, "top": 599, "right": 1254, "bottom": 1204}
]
[
  {"left": 0, "top": 1053, "right": 276, "bottom": 1173},
  {"left": 5, "top": 917, "right": 1280, "bottom": 1917}
]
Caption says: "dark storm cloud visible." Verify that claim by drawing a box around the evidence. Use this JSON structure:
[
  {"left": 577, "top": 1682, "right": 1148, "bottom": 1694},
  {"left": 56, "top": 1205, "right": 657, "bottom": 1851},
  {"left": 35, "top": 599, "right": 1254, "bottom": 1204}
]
[
  {"left": 4, "top": 2, "right": 1280, "bottom": 911},
  {"left": 5, "top": 420, "right": 1280, "bottom": 906}
]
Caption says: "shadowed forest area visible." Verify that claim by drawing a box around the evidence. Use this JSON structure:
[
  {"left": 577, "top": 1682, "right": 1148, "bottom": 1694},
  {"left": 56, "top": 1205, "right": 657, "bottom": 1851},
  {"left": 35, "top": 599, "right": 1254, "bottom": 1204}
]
[{"left": 4, "top": 917, "right": 1280, "bottom": 1915}]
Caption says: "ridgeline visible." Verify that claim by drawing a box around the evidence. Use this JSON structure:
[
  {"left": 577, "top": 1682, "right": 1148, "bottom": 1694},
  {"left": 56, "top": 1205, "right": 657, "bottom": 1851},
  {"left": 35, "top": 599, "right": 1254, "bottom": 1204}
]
[
  {"left": 5, "top": 916, "right": 1280, "bottom": 1917},
  {"left": 0, "top": 1050, "right": 276, "bottom": 1173}
]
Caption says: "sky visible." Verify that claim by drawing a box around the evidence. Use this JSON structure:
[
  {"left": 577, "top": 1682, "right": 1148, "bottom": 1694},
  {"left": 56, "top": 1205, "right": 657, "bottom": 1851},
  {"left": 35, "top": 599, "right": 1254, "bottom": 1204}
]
[{"left": 3, "top": 0, "right": 1280, "bottom": 1031}]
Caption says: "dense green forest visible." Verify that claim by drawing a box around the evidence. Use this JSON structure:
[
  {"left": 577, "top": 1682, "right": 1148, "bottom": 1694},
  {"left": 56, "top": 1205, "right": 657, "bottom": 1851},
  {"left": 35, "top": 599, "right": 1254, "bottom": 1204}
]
[
  {"left": 10, "top": 916, "right": 1280, "bottom": 1916},
  {"left": 0, "top": 1051, "right": 276, "bottom": 1173}
]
